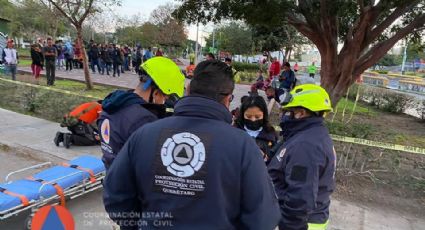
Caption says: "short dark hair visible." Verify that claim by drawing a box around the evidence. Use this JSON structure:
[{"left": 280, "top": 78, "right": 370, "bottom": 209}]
[
  {"left": 47, "top": 37, "right": 52, "bottom": 41},
  {"left": 190, "top": 60, "right": 234, "bottom": 102},
  {"left": 206, "top": 53, "right": 215, "bottom": 59},
  {"left": 284, "top": 62, "right": 290, "bottom": 68},
  {"left": 236, "top": 95, "right": 274, "bottom": 132}
]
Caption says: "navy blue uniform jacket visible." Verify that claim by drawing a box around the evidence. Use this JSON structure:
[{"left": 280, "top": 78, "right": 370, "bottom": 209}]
[
  {"left": 103, "top": 96, "right": 281, "bottom": 230},
  {"left": 268, "top": 117, "right": 336, "bottom": 230},
  {"left": 97, "top": 90, "right": 157, "bottom": 168}
]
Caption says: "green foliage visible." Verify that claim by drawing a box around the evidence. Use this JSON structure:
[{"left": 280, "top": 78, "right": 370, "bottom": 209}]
[
  {"left": 407, "top": 40, "right": 425, "bottom": 61},
  {"left": 358, "top": 86, "right": 416, "bottom": 114},
  {"left": 375, "top": 70, "right": 389, "bottom": 74},
  {"left": 377, "top": 54, "right": 403, "bottom": 67},
  {"left": 115, "top": 4, "right": 186, "bottom": 49},
  {"left": 238, "top": 71, "right": 257, "bottom": 83},
  {"left": 336, "top": 98, "right": 372, "bottom": 116},
  {"left": 232, "top": 62, "right": 260, "bottom": 72},
  {"left": 0, "top": 75, "right": 117, "bottom": 122},
  {"left": 326, "top": 120, "right": 374, "bottom": 139},
  {"left": 204, "top": 22, "right": 253, "bottom": 55}
]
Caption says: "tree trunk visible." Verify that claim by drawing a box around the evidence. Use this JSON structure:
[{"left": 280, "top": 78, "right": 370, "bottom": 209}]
[
  {"left": 320, "top": 54, "right": 358, "bottom": 106},
  {"left": 77, "top": 27, "right": 93, "bottom": 90}
]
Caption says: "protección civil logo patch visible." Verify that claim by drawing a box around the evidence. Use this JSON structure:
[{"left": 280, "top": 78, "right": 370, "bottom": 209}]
[
  {"left": 160, "top": 132, "right": 206, "bottom": 178},
  {"left": 153, "top": 131, "right": 209, "bottom": 197}
]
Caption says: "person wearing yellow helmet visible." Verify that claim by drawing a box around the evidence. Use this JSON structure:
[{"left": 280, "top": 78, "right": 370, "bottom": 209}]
[
  {"left": 268, "top": 84, "right": 336, "bottom": 230},
  {"left": 97, "top": 57, "right": 185, "bottom": 169},
  {"left": 104, "top": 60, "right": 281, "bottom": 229}
]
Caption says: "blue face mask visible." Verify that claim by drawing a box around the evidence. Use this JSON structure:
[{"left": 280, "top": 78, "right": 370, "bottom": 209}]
[{"left": 281, "top": 111, "right": 295, "bottom": 123}]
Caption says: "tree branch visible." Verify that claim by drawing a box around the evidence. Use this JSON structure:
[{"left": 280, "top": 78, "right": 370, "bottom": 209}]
[
  {"left": 286, "top": 13, "right": 325, "bottom": 52},
  {"left": 367, "top": 0, "right": 419, "bottom": 43},
  {"left": 46, "top": 0, "right": 77, "bottom": 25},
  {"left": 79, "top": 0, "right": 95, "bottom": 25},
  {"left": 354, "top": 13, "right": 425, "bottom": 76}
]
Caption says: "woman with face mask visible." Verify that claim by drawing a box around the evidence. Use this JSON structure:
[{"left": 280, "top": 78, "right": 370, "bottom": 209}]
[{"left": 235, "top": 95, "right": 278, "bottom": 164}]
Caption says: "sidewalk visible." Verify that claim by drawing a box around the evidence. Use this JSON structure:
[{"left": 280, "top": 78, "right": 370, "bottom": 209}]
[
  {"left": 1, "top": 107, "right": 425, "bottom": 229},
  {"left": 0, "top": 108, "right": 101, "bottom": 161}
]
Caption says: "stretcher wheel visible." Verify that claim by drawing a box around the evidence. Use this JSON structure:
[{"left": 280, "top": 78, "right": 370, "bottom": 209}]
[{"left": 25, "top": 215, "right": 33, "bottom": 230}]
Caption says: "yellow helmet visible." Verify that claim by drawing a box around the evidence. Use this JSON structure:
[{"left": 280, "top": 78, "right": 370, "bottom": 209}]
[
  {"left": 281, "top": 84, "right": 333, "bottom": 112},
  {"left": 140, "top": 57, "right": 185, "bottom": 97}
]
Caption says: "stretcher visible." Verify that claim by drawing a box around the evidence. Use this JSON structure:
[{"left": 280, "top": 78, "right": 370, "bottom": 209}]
[{"left": 0, "top": 155, "right": 105, "bottom": 223}]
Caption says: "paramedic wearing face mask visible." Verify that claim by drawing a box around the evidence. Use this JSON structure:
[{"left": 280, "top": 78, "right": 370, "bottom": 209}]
[
  {"left": 97, "top": 57, "right": 185, "bottom": 169},
  {"left": 268, "top": 84, "right": 336, "bottom": 230}
]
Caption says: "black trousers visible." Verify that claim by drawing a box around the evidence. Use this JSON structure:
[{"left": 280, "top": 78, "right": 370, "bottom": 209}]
[
  {"left": 67, "top": 122, "right": 99, "bottom": 146},
  {"left": 45, "top": 60, "right": 56, "bottom": 85},
  {"left": 66, "top": 58, "right": 73, "bottom": 71}
]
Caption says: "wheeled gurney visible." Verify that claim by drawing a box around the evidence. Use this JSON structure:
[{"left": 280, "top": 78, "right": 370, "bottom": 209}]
[{"left": 0, "top": 155, "right": 105, "bottom": 222}]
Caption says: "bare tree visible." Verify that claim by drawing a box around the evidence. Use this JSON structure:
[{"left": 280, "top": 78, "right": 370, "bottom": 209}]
[{"left": 41, "top": 0, "right": 120, "bottom": 90}]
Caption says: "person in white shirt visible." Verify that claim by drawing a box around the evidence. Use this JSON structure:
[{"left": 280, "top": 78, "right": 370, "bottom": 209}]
[{"left": 2, "top": 39, "right": 18, "bottom": 81}]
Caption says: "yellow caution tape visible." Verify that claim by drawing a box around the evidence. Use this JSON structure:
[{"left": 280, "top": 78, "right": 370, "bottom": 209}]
[
  {"left": 275, "top": 126, "right": 425, "bottom": 155},
  {"left": 331, "top": 135, "right": 425, "bottom": 155},
  {"left": 0, "top": 77, "right": 102, "bottom": 100}
]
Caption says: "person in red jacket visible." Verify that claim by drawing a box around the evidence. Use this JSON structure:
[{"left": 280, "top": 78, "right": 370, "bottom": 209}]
[
  {"left": 269, "top": 57, "right": 281, "bottom": 80},
  {"left": 54, "top": 101, "right": 102, "bottom": 148}
]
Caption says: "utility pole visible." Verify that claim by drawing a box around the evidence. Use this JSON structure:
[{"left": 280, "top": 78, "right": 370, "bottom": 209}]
[
  {"left": 212, "top": 29, "right": 215, "bottom": 55},
  {"left": 401, "top": 40, "right": 408, "bottom": 75},
  {"left": 195, "top": 22, "right": 199, "bottom": 64}
]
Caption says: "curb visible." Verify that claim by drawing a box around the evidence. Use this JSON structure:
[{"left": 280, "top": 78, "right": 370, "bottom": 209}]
[{"left": 0, "top": 141, "right": 67, "bottom": 164}]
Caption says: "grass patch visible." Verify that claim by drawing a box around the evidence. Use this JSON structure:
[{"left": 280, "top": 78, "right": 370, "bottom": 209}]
[
  {"left": 0, "top": 73, "right": 121, "bottom": 122},
  {"left": 39, "top": 78, "right": 118, "bottom": 99},
  {"left": 19, "top": 59, "right": 32, "bottom": 67},
  {"left": 325, "top": 120, "right": 375, "bottom": 139},
  {"left": 335, "top": 98, "right": 375, "bottom": 116},
  {"left": 17, "top": 48, "right": 30, "bottom": 57}
]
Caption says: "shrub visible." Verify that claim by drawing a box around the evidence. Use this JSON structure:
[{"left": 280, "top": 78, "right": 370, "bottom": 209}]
[
  {"left": 233, "top": 62, "right": 261, "bottom": 72},
  {"left": 326, "top": 120, "right": 374, "bottom": 139},
  {"left": 237, "top": 71, "right": 257, "bottom": 83},
  {"left": 380, "top": 92, "right": 415, "bottom": 113},
  {"left": 415, "top": 100, "right": 425, "bottom": 121},
  {"left": 376, "top": 70, "right": 389, "bottom": 74},
  {"left": 359, "top": 86, "right": 416, "bottom": 114}
]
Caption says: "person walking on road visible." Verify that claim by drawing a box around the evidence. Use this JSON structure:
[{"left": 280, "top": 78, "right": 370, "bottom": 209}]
[
  {"left": 89, "top": 43, "right": 101, "bottom": 74},
  {"left": 269, "top": 57, "right": 281, "bottom": 80},
  {"left": 112, "top": 44, "right": 122, "bottom": 77},
  {"left": 100, "top": 44, "right": 112, "bottom": 76},
  {"left": 43, "top": 37, "right": 57, "bottom": 86},
  {"left": 268, "top": 84, "right": 336, "bottom": 230},
  {"left": 64, "top": 41, "right": 74, "bottom": 72},
  {"left": 143, "top": 47, "right": 153, "bottom": 62},
  {"left": 308, "top": 62, "right": 317, "bottom": 78},
  {"left": 2, "top": 39, "right": 18, "bottom": 81},
  {"left": 97, "top": 57, "right": 185, "bottom": 169},
  {"left": 103, "top": 60, "right": 281, "bottom": 229},
  {"left": 30, "top": 43, "right": 43, "bottom": 81}
]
